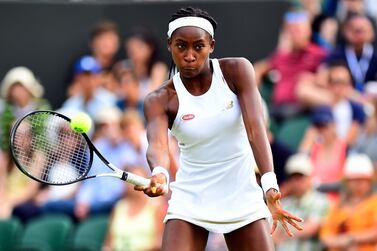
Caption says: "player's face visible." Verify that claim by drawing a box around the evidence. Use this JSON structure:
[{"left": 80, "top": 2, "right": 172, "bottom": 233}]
[{"left": 168, "top": 26, "right": 214, "bottom": 78}]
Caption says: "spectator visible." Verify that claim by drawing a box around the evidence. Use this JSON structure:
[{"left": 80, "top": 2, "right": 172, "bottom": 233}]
[
  {"left": 0, "top": 66, "right": 50, "bottom": 220},
  {"left": 351, "top": 86, "right": 377, "bottom": 166},
  {"left": 311, "top": 14, "right": 339, "bottom": 51},
  {"left": 0, "top": 66, "right": 50, "bottom": 152},
  {"left": 62, "top": 56, "right": 117, "bottom": 118},
  {"left": 115, "top": 67, "right": 144, "bottom": 116},
  {"left": 289, "top": 0, "right": 323, "bottom": 21},
  {"left": 89, "top": 20, "right": 120, "bottom": 72},
  {"left": 0, "top": 122, "right": 46, "bottom": 220},
  {"left": 288, "top": 1, "right": 339, "bottom": 51},
  {"left": 297, "top": 62, "right": 366, "bottom": 145},
  {"left": 120, "top": 109, "right": 149, "bottom": 172},
  {"left": 103, "top": 166, "right": 165, "bottom": 251},
  {"left": 254, "top": 11, "right": 327, "bottom": 122},
  {"left": 299, "top": 106, "right": 347, "bottom": 191},
  {"left": 335, "top": 0, "right": 377, "bottom": 22},
  {"left": 261, "top": 99, "right": 295, "bottom": 186},
  {"left": 120, "top": 108, "right": 180, "bottom": 180},
  {"left": 42, "top": 106, "right": 134, "bottom": 221},
  {"left": 320, "top": 154, "right": 377, "bottom": 251},
  {"left": 326, "top": 13, "right": 377, "bottom": 92},
  {"left": 116, "top": 26, "right": 167, "bottom": 100},
  {"left": 12, "top": 115, "right": 80, "bottom": 222},
  {"left": 68, "top": 20, "right": 120, "bottom": 96},
  {"left": 273, "top": 153, "right": 329, "bottom": 251},
  {"left": 327, "top": 62, "right": 366, "bottom": 145}
]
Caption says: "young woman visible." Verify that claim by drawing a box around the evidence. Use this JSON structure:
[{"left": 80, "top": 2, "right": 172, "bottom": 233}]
[{"left": 135, "top": 7, "right": 302, "bottom": 250}]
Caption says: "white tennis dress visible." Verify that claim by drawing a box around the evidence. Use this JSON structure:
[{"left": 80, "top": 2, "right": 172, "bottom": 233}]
[{"left": 165, "top": 59, "right": 271, "bottom": 233}]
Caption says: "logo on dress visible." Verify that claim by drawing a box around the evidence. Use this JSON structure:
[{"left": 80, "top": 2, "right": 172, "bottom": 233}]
[
  {"left": 225, "top": 100, "right": 234, "bottom": 110},
  {"left": 181, "top": 114, "right": 195, "bottom": 121}
]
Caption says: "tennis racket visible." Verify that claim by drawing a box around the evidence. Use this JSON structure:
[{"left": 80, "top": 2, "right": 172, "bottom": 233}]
[{"left": 9, "top": 110, "right": 151, "bottom": 187}]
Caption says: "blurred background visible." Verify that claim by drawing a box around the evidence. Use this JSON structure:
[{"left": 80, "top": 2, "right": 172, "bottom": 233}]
[
  {"left": 0, "top": 0, "right": 289, "bottom": 108},
  {"left": 1, "top": 0, "right": 377, "bottom": 250}
]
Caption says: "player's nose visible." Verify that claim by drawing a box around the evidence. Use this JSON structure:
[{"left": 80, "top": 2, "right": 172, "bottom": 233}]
[{"left": 184, "top": 49, "right": 196, "bottom": 62}]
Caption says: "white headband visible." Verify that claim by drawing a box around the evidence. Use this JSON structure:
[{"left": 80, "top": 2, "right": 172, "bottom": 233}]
[{"left": 167, "top": 16, "right": 214, "bottom": 38}]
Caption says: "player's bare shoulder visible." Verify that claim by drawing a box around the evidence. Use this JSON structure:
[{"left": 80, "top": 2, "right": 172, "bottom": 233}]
[
  {"left": 144, "top": 79, "right": 178, "bottom": 123},
  {"left": 218, "top": 57, "right": 255, "bottom": 93},
  {"left": 219, "top": 57, "right": 254, "bottom": 77},
  {"left": 145, "top": 80, "right": 173, "bottom": 110}
]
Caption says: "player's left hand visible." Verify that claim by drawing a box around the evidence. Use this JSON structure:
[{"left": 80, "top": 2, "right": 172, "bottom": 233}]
[{"left": 266, "top": 189, "right": 303, "bottom": 237}]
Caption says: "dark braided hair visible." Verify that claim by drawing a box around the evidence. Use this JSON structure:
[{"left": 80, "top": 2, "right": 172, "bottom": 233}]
[
  {"left": 169, "top": 7, "right": 218, "bottom": 32},
  {"left": 168, "top": 7, "right": 218, "bottom": 79}
]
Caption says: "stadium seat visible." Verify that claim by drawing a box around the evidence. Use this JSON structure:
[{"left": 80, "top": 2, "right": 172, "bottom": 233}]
[
  {"left": 0, "top": 217, "right": 22, "bottom": 251},
  {"left": 260, "top": 75, "right": 274, "bottom": 105},
  {"left": 13, "top": 214, "right": 73, "bottom": 251},
  {"left": 70, "top": 214, "right": 109, "bottom": 251},
  {"left": 268, "top": 116, "right": 280, "bottom": 136},
  {"left": 276, "top": 116, "right": 311, "bottom": 151}
]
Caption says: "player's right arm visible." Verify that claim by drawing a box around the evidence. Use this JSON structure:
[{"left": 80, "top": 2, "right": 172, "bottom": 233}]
[{"left": 134, "top": 84, "right": 171, "bottom": 197}]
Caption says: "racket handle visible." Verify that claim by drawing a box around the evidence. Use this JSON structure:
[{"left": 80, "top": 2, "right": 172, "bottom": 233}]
[{"left": 125, "top": 172, "right": 151, "bottom": 187}]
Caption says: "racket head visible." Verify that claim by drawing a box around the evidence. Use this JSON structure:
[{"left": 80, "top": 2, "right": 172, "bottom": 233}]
[{"left": 9, "top": 110, "right": 94, "bottom": 185}]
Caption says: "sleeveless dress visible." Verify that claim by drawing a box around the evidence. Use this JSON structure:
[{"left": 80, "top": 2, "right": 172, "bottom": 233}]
[{"left": 165, "top": 59, "right": 271, "bottom": 233}]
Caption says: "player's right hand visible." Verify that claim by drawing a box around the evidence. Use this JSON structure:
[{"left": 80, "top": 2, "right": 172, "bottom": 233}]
[{"left": 134, "top": 173, "right": 167, "bottom": 197}]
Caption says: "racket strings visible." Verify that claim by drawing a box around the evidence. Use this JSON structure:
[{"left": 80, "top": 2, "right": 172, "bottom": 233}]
[{"left": 12, "top": 112, "right": 91, "bottom": 184}]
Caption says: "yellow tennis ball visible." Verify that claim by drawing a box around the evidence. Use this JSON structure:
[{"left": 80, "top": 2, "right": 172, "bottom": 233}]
[{"left": 70, "top": 112, "right": 92, "bottom": 133}]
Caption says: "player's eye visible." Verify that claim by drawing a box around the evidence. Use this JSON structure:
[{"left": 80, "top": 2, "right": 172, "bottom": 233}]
[
  {"left": 176, "top": 44, "right": 186, "bottom": 49},
  {"left": 195, "top": 44, "right": 204, "bottom": 50}
]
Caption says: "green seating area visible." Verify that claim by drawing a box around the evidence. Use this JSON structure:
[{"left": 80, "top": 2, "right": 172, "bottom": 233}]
[
  {"left": 71, "top": 215, "right": 109, "bottom": 251},
  {"left": 0, "top": 215, "right": 109, "bottom": 251},
  {"left": 260, "top": 75, "right": 311, "bottom": 151},
  {"left": 0, "top": 218, "right": 22, "bottom": 251},
  {"left": 275, "top": 116, "right": 311, "bottom": 151}
]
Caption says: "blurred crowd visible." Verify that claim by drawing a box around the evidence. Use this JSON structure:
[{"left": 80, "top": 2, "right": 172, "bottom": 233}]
[{"left": 1, "top": 0, "right": 377, "bottom": 250}]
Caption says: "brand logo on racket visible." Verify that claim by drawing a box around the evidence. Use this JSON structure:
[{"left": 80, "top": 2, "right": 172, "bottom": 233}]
[{"left": 181, "top": 114, "right": 195, "bottom": 121}]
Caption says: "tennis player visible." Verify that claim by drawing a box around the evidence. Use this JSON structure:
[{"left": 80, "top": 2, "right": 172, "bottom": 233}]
[{"left": 135, "top": 7, "right": 303, "bottom": 250}]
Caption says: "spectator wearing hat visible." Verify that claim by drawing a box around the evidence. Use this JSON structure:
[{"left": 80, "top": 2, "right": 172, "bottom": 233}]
[
  {"left": 273, "top": 153, "right": 330, "bottom": 251},
  {"left": 320, "top": 154, "right": 377, "bottom": 251},
  {"left": 42, "top": 106, "right": 139, "bottom": 221},
  {"left": 62, "top": 56, "right": 117, "bottom": 118},
  {"left": 300, "top": 106, "right": 347, "bottom": 192},
  {"left": 0, "top": 66, "right": 50, "bottom": 151},
  {"left": 0, "top": 66, "right": 50, "bottom": 219}
]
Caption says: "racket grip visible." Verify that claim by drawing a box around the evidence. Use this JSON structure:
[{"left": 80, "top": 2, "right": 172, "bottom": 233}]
[{"left": 126, "top": 172, "right": 151, "bottom": 187}]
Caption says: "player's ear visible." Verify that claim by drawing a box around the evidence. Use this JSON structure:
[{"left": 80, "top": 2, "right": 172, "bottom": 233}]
[
  {"left": 209, "top": 38, "right": 215, "bottom": 53},
  {"left": 167, "top": 38, "right": 172, "bottom": 52}
]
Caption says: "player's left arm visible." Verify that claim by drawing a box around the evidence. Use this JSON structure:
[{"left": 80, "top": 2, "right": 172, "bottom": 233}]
[{"left": 222, "top": 57, "right": 303, "bottom": 236}]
